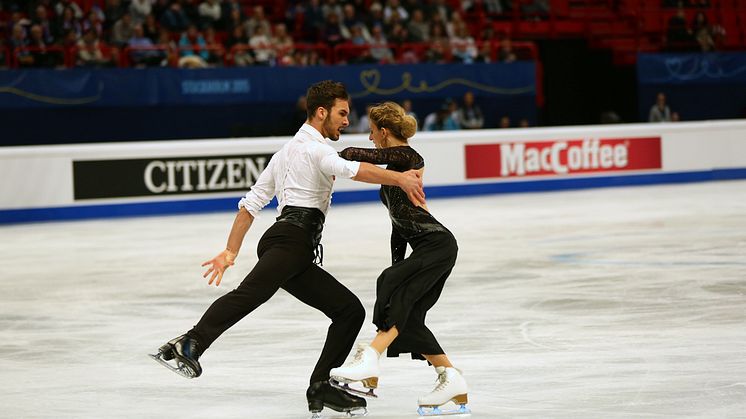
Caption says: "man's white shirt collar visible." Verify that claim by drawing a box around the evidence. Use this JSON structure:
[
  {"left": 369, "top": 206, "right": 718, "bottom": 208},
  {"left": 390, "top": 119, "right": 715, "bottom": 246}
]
[{"left": 299, "top": 123, "right": 327, "bottom": 144}]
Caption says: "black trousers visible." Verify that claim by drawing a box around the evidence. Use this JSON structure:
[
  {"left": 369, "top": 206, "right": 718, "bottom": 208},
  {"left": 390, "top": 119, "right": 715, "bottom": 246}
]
[
  {"left": 188, "top": 222, "right": 365, "bottom": 384},
  {"left": 373, "top": 231, "right": 458, "bottom": 361}
]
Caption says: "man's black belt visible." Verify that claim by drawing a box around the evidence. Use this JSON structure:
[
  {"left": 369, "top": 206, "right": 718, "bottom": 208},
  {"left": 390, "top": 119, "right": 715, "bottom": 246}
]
[{"left": 276, "top": 205, "right": 325, "bottom": 265}]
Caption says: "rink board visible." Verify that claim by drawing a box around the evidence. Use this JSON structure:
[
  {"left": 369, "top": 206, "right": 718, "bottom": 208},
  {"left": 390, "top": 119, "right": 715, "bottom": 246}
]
[{"left": 1, "top": 120, "right": 745, "bottom": 224}]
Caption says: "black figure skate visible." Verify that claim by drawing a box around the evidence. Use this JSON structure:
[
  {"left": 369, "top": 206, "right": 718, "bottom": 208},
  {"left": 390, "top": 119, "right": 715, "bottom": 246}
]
[
  {"left": 307, "top": 380, "right": 368, "bottom": 418},
  {"left": 149, "top": 334, "right": 202, "bottom": 379}
]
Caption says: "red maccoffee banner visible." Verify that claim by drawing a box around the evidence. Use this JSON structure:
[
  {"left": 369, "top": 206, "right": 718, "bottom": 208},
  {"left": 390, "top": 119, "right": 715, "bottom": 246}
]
[{"left": 465, "top": 137, "right": 662, "bottom": 179}]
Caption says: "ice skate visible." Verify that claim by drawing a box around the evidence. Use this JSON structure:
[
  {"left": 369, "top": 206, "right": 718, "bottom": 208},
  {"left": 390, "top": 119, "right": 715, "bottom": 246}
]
[
  {"left": 307, "top": 380, "right": 368, "bottom": 418},
  {"left": 329, "top": 344, "right": 380, "bottom": 398},
  {"left": 149, "top": 334, "right": 202, "bottom": 379},
  {"left": 416, "top": 367, "right": 470, "bottom": 416}
]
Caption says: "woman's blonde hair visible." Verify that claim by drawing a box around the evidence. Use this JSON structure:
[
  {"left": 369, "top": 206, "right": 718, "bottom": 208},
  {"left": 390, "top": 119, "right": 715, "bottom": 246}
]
[{"left": 369, "top": 101, "right": 418, "bottom": 141}]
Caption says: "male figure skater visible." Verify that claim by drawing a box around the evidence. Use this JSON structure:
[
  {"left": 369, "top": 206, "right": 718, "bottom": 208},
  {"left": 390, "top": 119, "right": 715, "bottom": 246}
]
[{"left": 151, "top": 81, "right": 425, "bottom": 417}]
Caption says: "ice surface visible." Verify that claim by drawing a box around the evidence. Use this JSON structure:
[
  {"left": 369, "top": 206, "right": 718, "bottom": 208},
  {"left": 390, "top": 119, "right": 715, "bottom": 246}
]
[{"left": 1, "top": 181, "right": 745, "bottom": 418}]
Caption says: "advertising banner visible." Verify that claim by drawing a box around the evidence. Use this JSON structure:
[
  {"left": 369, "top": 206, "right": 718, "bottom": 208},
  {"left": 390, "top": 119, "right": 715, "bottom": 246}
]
[
  {"left": 0, "top": 63, "right": 536, "bottom": 109},
  {"left": 73, "top": 153, "right": 273, "bottom": 200},
  {"left": 465, "top": 137, "right": 662, "bottom": 179}
]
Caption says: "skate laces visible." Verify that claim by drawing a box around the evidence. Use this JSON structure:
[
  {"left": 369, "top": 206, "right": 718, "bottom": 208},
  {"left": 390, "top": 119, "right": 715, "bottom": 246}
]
[{"left": 431, "top": 370, "right": 450, "bottom": 393}]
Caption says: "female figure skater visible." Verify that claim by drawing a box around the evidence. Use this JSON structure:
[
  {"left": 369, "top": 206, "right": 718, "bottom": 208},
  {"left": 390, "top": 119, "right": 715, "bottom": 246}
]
[{"left": 330, "top": 102, "right": 469, "bottom": 415}]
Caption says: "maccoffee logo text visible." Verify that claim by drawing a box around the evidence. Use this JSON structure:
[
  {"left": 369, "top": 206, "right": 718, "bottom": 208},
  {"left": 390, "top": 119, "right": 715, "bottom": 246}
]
[
  {"left": 500, "top": 139, "right": 628, "bottom": 176},
  {"left": 73, "top": 153, "right": 273, "bottom": 200},
  {"left": 465, "top": 137, "right": 661, "bottom": 179}
]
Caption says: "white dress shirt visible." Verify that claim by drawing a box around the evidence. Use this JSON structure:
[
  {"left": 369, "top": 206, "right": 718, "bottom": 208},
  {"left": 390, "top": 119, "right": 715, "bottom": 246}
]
[{"left": 238, "top": 124, "right": 361, "bottom": 218}]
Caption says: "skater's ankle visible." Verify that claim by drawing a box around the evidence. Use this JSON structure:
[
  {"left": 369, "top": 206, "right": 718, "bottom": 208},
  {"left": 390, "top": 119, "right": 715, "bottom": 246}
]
[
  {"left": 368, "top": 344, "right": 386, "bottom": 357},
  {"left": 423, "top": 354, "right": 453, "bottom": 368},
  {"left": 185, "top": 331, "right": 208, "bottom": 351}
]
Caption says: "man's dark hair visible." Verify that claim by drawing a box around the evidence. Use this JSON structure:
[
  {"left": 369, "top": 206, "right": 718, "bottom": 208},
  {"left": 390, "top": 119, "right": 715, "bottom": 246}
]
[{"left": 305, "top": 80, "right": 349, "bottom": 120}]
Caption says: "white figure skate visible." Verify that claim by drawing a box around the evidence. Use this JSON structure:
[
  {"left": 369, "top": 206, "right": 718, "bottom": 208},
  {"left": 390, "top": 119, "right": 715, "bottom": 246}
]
[
  {"left": 329, "top": 344, "right": 381, "bottom": 398},
  {"left": 416, "top": 366, "right": 470, "bottom": 416}
]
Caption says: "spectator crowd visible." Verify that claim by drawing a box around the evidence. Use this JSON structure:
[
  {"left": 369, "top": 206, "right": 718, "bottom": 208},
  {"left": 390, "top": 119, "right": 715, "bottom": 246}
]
[
  {"left": 319, "top": 90, "right": 531, "bottom": 133},
  {"left": 665, "top": 3, "right": 725, "bottom": 52},
  {"left": 0, "top": 0, "right": 529, "bottom": 69}
]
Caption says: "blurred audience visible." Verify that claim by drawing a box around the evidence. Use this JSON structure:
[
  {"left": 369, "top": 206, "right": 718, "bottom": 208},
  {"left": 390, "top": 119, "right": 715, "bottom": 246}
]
[
  {"left": 457, "top": 91, "right": 484, "bottom": 129},
  {"left": 249, "top": 24, "right": 274, "bottom": 65},
  {"left": 110, "top": 12, "right": 134, "bottom": 47},
  {"left": 649, "top": 92, "right": 673, "bottom": 122},
  {"left": 178, "top": 24, "right": 208, "bottom": 67},
  {"left": 499, "top": 115, "right": 511, "bottom": 128},
  {"left": 0, "top": 0, "right": 552, "bottom": 72},
  {"left": 76, "top": 29, "right": 114, "bottom": 67},
  {"left": 129, "top": 0, "right": 152, "bottom": 25},
  {"left": 128, "top": 24, "right": 163, "bottom": 67},
  {"left": 498, "top": 38, "right": 517, "bottom": 62},
  {"left": 423, "top": 99, "right": 460, "bottom": 131}
]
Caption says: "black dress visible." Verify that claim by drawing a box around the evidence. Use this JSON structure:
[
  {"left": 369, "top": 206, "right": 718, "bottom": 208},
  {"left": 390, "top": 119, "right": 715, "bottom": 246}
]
[{"left": 340, "top": 146, "right": 458, "bottom": 360}]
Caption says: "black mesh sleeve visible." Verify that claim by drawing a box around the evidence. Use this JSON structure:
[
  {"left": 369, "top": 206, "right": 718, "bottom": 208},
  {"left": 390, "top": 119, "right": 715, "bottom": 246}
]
[{"left": 339, "top": 147, "right": 424, "bottom": 170}]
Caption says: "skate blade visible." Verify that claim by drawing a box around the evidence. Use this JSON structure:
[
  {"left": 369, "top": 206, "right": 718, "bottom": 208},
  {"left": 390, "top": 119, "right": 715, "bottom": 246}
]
[
  {"left": 417, "top": 404, "right": 471, "bottom": 416},
  {"left": 329, "top": 378, "right": 378, "bottom": 398},
  {"left": 148, "top": 352, "right": 196, "bottom": 379},
  {"left": 310, "top": 407, "right": 368, "bottom": 418}
]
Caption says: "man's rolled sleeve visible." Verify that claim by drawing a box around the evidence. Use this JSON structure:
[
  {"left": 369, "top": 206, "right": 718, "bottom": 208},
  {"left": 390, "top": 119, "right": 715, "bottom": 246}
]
[
  {"left": 237, "top": 158, "right": 276, "bottom": 217},
  {"left": 319, "top": 146, "right": 360, "bottom": 179}
]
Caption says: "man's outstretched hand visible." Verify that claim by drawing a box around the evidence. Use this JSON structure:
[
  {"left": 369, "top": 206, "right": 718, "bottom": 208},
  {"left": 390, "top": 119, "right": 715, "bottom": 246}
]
[
  {"left": 400, "top": 169, "right": 426, "bottom": 207},
  {"left": 201, "top": 249, "right": 237, "bottom": 286}
]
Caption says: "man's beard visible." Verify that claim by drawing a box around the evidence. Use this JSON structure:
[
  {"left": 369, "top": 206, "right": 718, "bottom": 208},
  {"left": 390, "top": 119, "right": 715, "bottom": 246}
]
[{"left": 323, "top": 116, "right": 340, "bottom": 141}]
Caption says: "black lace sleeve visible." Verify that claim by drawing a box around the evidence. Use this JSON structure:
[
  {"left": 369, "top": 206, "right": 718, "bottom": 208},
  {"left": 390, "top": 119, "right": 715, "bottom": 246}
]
[
  {"left": 339, "top": 147, "right": 424, "bottom": 170},
  {"left": 390, "top": 226, "right": 407, "bottom": 264}
]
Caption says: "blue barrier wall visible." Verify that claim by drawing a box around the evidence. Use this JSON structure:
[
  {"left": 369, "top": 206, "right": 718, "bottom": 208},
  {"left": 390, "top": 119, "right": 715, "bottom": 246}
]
[
  {"left": 637, "top": 52, "right": 746, "bottom": 121},
  {"left": 0, "top": 63, "right": 537, "bottom": 144}
]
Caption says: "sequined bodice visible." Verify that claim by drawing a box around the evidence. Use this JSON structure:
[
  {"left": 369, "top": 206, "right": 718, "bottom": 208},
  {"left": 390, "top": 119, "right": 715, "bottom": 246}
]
[{"left": 340, "top": 146, "right": 449, "bottom": 262}]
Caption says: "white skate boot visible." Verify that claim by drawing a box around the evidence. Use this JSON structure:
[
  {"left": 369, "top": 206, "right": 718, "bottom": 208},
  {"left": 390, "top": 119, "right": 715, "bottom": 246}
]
[
  {"left": 417, "top": 366, "right": 470, "bottom": 416},
  {"left": 329, "top": 344, "right": 381, "bottom": 398}
]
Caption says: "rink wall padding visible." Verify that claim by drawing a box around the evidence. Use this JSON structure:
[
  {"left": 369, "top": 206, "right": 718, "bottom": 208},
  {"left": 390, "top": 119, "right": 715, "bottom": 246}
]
[{"left": 1, "top": 120, "right": 746, "bottom": 224}]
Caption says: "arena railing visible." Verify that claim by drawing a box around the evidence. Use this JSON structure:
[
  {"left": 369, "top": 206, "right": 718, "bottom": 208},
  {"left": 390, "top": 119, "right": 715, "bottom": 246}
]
[
  {"left": 11, "top": 45, "right": 69, "bottom": 68},
  {"left": 7, "top": 40, "right": 540, "bottom": 69},
  {"left": 226, "top": 43, "right": 332, "bottom": 67},
  {"left": 121, "top": 45, "right": 174, "bottom": 67},
  {"left": 69, "top": 44, "right": 121, "bottom": 67},
  {"left": 395, "top": 41, "right": 455, "bottom": 64},
  {"left": 176, "top": 44, "right": 227, "bottom": 67},
  {"left": 333, "top": 42, "right": 397, "bottom": 65}
]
